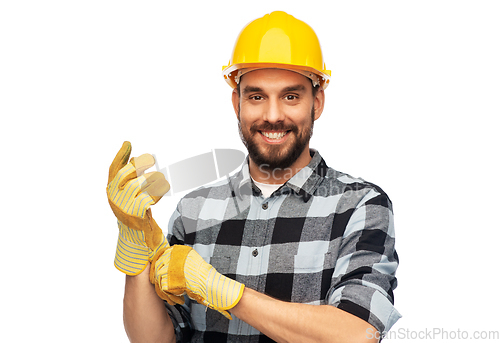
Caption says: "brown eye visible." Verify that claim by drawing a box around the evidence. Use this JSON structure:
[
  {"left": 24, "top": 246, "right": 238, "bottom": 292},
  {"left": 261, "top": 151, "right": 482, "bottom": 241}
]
[
  {"left": 285, "top": 95, "right": 297, "bottom": 101},
  {"left": 251, "top": 95, "right": 263, "bottom": 101}
]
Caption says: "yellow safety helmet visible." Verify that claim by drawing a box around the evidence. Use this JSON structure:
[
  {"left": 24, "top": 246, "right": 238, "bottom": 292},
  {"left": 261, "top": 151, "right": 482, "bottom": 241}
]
[{"left": 222, "top": 11, "right": 331, "bottom": 89}]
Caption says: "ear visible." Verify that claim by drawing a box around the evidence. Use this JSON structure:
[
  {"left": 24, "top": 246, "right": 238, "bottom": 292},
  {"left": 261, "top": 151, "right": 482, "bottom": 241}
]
[
  {"left": 313, "top": 87, "right": 325, "bottom": 121},
  {"left": 231, "top": 88, "right": 240, "bottom": 119}
]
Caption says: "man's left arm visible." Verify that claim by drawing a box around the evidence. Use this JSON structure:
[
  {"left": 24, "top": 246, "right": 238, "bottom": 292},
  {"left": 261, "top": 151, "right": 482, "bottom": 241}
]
[
  {"left": 230, "top": 185, "right": 400, "bottom": 342},
  {"left": 230, "top": 287, "right": 379, "bottom": 343}
]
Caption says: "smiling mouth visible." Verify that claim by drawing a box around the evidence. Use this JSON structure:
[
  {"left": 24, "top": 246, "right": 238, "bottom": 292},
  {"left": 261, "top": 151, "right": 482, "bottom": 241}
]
[{"left": 260, "top": 131, "right": 289, "bottom": 140}]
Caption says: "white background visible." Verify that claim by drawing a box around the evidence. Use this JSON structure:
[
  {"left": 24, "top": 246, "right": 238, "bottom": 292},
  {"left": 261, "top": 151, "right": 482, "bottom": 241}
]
[{"left": 1, "top": 1, "right": 499, "bottom": 341}]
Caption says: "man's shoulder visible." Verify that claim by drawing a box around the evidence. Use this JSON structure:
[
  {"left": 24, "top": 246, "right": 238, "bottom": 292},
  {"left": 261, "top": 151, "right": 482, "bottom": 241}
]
[{"left": 313, "top": 158, "right": 391, "bottom": 206}]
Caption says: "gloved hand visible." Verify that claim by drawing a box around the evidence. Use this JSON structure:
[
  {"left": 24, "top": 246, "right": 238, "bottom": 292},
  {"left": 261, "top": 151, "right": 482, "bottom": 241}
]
[
  {"left": 107, "top": 141, "right": 170, "bottom": 275},
  {"left": 154, "top": 245, "right": 245, "bottom": 319}
]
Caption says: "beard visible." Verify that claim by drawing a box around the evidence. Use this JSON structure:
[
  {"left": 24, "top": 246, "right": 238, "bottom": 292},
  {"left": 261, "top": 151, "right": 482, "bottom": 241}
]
[{"left": 238, "top": 106, "right": 315, "bottom": 171}]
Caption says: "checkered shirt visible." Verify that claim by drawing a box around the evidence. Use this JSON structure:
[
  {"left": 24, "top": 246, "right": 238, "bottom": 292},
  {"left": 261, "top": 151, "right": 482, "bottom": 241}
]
[{"left": 165, "top": 150, "right": 401, "bottom": 342}]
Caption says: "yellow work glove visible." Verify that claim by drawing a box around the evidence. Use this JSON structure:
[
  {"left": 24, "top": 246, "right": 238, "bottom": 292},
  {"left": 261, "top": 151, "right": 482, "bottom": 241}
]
[
  {"left": 107, "top": 141, "right": 170, "bottom": 275},
  {"left": 154, "top": 245, "right": 245, "bottom": 319}
]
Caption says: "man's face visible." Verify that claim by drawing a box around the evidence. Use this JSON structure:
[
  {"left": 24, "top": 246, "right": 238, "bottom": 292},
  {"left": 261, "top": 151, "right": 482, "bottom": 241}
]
[{"left": 233, "top": 69, "right": 323, "bottom": 171}]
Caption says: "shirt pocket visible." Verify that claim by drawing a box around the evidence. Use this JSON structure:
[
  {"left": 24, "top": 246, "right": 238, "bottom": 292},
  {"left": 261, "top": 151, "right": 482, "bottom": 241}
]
[
  {"left": 272, "top": 252, "right": 334, "bottom": 274},
  {"left": 293, "top": 252, "right": 334, "bottom": 274}
]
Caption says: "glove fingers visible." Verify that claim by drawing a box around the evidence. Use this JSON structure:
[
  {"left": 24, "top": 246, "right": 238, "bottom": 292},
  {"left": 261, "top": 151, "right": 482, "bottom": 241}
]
[
  {"left": 142, "top": 172, "right": 170, "bottom": 203},
  {"left": 118, "top": 153, "right": 155, "bottom": 189},
  {"left": 155, "top": 282, "right": 186, "bottom": 305},
  {"left": 130, "top": 153, "right": 156, "bottom": 176},
  {"left": 167, "top": 293, "right": 186, "bottom": 305},
  {"left": 108, "top": 141, "right": 132, "bottom": 184}
]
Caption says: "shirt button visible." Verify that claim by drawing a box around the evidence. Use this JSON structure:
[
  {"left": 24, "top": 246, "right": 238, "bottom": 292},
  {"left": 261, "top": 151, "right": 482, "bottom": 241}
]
[
  {"left": 262, "top": 202, "right": 268, "bottom": 210},
  {"left": 252, "top": 249, "right": 259, "bottom": 257}
]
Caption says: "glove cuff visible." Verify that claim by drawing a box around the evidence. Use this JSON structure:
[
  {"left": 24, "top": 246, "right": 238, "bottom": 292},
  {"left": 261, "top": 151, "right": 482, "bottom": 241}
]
[
  {"left": 207, "top": 270, "right": 245, "bottom": 311},
  {"left": 187, "top": 269, "right": 245, "bottom": 320},
  {"left": 150, "top": 245, "right": 186, "bottom": 305},
  {"left": 183, "top": 248, "right": 245, "bottom": 319},
  {"left": 114, "top": 221, "right": 149, "bottom": 275}
]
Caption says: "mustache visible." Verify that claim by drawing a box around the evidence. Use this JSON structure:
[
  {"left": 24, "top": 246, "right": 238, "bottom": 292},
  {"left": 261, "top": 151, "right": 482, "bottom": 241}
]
[{"left": 249, "top": 122, "right": 298, "bottom": 133}]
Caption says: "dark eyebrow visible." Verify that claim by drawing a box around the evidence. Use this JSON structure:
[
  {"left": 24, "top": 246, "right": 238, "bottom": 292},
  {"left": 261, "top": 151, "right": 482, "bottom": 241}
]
[
  {"left": 282, "top": 84, "right": 307, "bottom": 93},
  {"left": 242, "top": 84, "right": 307, "bottom": 95},
  {"left": 242, "top": 86, "right": 263, "bottom": 95}
]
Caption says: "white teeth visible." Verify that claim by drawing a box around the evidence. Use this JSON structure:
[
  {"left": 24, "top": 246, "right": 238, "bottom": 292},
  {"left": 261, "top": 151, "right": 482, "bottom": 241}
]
[{"left": 262, "top": 131, "right": 286, "bottom": 139}]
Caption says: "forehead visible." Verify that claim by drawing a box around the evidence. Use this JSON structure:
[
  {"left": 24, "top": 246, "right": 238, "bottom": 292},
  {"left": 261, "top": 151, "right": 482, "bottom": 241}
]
[{"left": 240, "top": 69, "right": 312, "bottom": 92}]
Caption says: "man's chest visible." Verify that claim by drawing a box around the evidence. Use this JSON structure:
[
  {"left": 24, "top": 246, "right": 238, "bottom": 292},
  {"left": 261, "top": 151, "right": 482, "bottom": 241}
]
[{"left": 189, "top": 196, "right": 345, "bottom": 303}]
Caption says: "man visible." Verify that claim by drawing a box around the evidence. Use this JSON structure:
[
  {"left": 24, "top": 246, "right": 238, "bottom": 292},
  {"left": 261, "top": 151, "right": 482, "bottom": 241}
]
[{"left": 107, "top": 11, "right": 400, "bottom": 342}]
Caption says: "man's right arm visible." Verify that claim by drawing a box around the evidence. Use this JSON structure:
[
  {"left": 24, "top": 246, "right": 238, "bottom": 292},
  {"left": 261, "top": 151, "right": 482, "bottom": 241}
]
[{"left": 123, "top": 263, "right": 176, "bottom": 343}]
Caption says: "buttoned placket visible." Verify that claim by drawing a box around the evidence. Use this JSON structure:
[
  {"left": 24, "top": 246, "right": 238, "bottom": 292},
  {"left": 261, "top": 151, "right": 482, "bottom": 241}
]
[
  {"left": 255, "top": 193, "right": 282, "bottom": 295},
  {"left": 250, "top": 195, "right": 272, "bottom": 258},
  {"left": 234, "top": 193, "right": 278, "bottom": 336}
]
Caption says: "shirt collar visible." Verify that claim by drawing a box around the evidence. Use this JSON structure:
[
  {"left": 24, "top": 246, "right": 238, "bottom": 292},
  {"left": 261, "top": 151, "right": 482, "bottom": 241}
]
[{"left": 234, "top": 149, "right": 328, "bottom": 202}]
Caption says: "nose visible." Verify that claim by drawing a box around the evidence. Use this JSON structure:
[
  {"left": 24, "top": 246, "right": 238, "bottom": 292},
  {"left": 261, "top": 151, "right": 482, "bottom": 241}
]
[{"left": 263, "top": 97, "right": 285, "bottom": 123}]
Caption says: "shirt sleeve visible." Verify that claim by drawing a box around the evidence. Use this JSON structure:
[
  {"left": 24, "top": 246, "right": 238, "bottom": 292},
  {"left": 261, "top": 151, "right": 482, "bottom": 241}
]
[
  {"left": 327, "top": 185, "right": 402, "bottom": 333},
  {"left": 164, "top": 302, "right": 193, "bottom": 343},
  {"left": 167, "top": 204, "right": 186, "bottom": 245},
  {"left": 164, "top": 204, "right": 194, "bottom": 342}
]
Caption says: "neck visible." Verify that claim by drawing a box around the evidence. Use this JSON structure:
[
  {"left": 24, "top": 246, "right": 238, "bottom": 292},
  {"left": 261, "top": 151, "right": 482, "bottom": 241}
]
[{"left": 249, "top": 146, "right": 312, "bottom": 184}]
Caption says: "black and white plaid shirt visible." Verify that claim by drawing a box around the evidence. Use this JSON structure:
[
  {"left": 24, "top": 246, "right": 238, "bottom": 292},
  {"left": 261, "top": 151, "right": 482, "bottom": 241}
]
[{"left": 166, "top": 150, "right": 401, "bottom": 342}]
